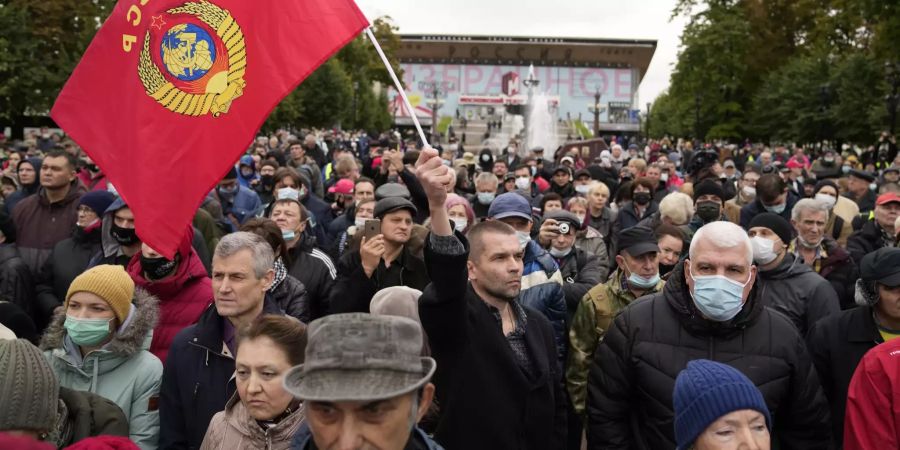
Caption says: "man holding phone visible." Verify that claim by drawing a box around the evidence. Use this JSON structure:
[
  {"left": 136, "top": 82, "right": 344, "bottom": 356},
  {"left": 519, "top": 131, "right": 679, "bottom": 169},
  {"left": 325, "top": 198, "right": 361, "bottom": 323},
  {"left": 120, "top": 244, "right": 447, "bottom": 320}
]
[{"left": 329, "top": 196, "right": 429, "bottom": 313}]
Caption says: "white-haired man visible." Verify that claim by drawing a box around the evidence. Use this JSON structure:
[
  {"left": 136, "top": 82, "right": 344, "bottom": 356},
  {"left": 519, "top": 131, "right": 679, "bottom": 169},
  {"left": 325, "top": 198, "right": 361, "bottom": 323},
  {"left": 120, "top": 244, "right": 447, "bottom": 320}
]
[{"left": 586, "top": 221, "right": 831, "bottom": 449}]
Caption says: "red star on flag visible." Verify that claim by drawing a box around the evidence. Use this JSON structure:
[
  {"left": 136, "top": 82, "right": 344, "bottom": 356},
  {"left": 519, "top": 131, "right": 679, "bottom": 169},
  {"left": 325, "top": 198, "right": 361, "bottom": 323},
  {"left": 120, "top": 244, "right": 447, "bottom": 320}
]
[{"left": 150, "top": 15, "right": 166, "bottom": 31}]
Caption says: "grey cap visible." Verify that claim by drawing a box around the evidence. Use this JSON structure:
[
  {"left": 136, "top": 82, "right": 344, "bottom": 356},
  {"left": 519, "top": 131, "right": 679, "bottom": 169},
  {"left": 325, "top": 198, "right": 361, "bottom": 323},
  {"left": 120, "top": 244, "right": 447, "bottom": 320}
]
[
  {"left": 544, "top": 210, "right": 584, "bottom": 231},
  {"left": 374, "top": 197, "right": 417, "bottom": 219},
  {"left": 375, "top": 183, "right": 411, "bottom": 201},
  {"left": 283, "top": 313, "right": 436, "bottom": 402}
]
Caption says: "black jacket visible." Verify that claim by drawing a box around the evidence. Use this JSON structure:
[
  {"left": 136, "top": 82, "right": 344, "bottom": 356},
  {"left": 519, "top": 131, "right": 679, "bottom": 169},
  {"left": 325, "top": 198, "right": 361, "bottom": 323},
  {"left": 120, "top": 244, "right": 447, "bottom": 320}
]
[
  {"left": 847, "top": 219, "right": 891, "bottom": 267},
  {"left": 807, "top": 305, "right": 883, "bottom": 447},
  {"left": 419, "top": 232, "right": 566, "bottom": 450},
  {"left": 270, "top": 274, "right": 311, "bottom": 323},
  {"left": 330, "top": 244, "right": 429, "bottom": 313},
  {"left": 34, "top": 227, "right": 102, "bottom": 327},
  {"left": 756, "top": 253, "right": 840, "bottom": 335},
  {"left": 159, "top": 299, "right": 283, "bottom": 450},
  {"left": 816, "top": 238, "right": 859, "bottom": 310},
  {"left": 586, "top": 263, "right": 832, "bottom": 449},
  {"left": 287, "top": 234, "right": 335, "bottom": 320},
  {"left": 739, "top": 189, "right": 801, "bottom": 229},
  {"left": 843, "top": 189, "right": 876, "bottom": 214},
  {"left": 555, "top": 247, "right": 606, "bottom": 323},
  {"left": 0, "top": 244, "right": 34, "bottom": 321}
]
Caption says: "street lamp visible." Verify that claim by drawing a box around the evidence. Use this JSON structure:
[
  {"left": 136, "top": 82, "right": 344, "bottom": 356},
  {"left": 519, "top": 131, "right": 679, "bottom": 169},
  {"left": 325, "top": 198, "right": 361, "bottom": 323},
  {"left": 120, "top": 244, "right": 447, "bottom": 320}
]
[
  {"left": 694, "top": 93, "right": 701, "bottom": 141},
  {"left": 819, "top": 84, "right": 831, "bottom": 143},
  {"left": 886, "top": 62, "right": 900, "bottom": 135},
  {"left": 646, "top": 102, "right": 652, "bottom": 139},
  {"left": 587, "top": 88, "right": 604, "bottom": 138}
]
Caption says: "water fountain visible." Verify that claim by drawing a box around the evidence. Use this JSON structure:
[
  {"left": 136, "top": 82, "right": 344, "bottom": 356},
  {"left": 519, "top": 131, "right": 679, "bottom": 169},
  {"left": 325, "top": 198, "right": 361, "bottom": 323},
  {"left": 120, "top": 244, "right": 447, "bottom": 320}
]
[{"left": 522, "top": 65, "right": 560, "bottom": 157}]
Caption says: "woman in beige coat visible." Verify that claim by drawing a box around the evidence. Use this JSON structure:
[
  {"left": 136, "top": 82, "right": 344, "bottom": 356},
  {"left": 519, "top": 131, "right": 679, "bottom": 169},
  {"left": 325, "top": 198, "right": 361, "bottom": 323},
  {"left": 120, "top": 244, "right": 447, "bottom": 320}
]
[{"left": 200, "top": 315, "right": 307, "bottom": 450}]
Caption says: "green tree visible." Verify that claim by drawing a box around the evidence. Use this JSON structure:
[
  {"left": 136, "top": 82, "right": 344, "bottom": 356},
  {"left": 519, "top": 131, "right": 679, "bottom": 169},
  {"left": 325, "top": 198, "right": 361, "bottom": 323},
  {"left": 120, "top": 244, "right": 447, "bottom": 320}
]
[{"left": 295, "top": 58, "right": 353, "bottom": 128}]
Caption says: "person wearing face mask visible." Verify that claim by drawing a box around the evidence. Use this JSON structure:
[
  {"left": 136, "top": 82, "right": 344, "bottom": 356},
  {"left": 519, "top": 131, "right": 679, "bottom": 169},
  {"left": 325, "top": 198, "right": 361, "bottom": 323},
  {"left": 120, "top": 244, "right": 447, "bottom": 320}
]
[
  {"left": 330, "top": 198, "right": 375, "bottom": 260},
  {"left": 673, "top": 360, "right": 772, "bottom": 450},
  {"left": 738, "top": 174, "right": 799, "bottom": 228},
  {"left": 34, "top": 191, "right": 116, "bottom": 331},
  {"left": 568, "top": 226, "right": 663, "bottom": 420},
  {"left": 540, "top": 210, "right": 606, "bottom": 321},
  {"left": 254, "top": 160, "right": 280, "bottom": 208},
  {"left": 126, "top": 227, "right": 213, "bottom": 363},
  {"left": 806, "top": 247, "right": 900, "bottom": 447},
  {"left": 787, "top": 198, "right": 857, "bottom": 309},
  {"left": 686, "top": 180, "right": 728, "bottom": 238},
  {"left": 612, "top": 177, "right": 659, "bottom": 234},
  {"left": 468, "top": 172, "right": 498, "bottom": 219},
  {"left": 206, "top": 167, "right": 262, "bottom": 233},
  {"left": 586, "top": 221, "right": 832, "bottom": 449},
  {"left": 40, "top": 265, "right": 163, "bottom": 449},
  {"left": 489, "top": 192, "right": 568, "bottom": 364},
  {"left": 748, "top": 213, "right": 839, "bottom": 334},
  {"left": 94, "top": 199, "right": 143, "bottom": 267},
  {"left": 573, "top": 169, "right": 594, "bottom": 197},
  {"left": 566, "top": 196, "right": 610, "bottom": 264},
  {"left": 724, "top": 169, "right": 759, "bottom": 224},
  {"left": 810, "top": 179, "right": 855, "bottom": 246},
  {"left": 511, "top": 163, "right": 545, "bottom": 217},
  {"left": 811, "top": 149, "right": 843, "bottom": 179},
  {"left": 656, "top": 224, "right": 686, "bottom": 279},
  {"left": 446, "top": 193, "right": 475, "bottom": 235}
]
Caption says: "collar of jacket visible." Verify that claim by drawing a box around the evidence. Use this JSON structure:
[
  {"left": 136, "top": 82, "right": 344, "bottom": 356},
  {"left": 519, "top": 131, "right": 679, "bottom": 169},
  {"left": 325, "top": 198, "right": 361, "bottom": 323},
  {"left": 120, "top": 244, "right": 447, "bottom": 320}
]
[
  {"left": 758, "top": 252, "right": 812, "bottom": 280},
  {"left": 37, "top": 179, "right": 85, "bottom": 207},
  {"left": 190, "top": 294, "right": 284, "bottom": 354},
  {"left": 663, "top": 262, "right": 764, "bottom": 338},
  {"left": 221, "top": 392, "right": 305, "bottom": 446},
  {"left": 845, "top": 306, "right": 884, "bottom": 343}
]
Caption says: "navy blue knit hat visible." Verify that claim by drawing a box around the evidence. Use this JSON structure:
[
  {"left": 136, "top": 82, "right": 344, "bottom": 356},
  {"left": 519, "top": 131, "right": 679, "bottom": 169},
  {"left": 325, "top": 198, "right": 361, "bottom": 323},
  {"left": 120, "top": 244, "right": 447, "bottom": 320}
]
[
  {"left": 674, "top": 360, "right": 771, "bottom": 449},
  {"left": 78, "top": 190, "right": 117, "bottom": 216}
]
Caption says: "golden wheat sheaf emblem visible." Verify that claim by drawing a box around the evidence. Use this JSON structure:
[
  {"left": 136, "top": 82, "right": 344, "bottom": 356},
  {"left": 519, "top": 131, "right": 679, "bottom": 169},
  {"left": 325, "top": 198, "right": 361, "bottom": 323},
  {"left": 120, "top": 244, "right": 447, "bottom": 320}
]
[{"left": 138, "top": 0, "right": 246, "bottom": 117}]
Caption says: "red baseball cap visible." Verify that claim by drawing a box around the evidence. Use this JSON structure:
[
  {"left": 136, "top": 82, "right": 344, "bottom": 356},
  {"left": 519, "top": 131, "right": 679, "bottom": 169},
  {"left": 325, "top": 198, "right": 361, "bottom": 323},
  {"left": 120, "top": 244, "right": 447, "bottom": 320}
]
[
  {"left": 785, "top": 159, "right": 803, "bottom": 169},
  {"left": 876, "top": 192, "right": 900, "bottom": 206},
  {"left": 328, "top": 178, "right": 354, "bottom": 195}
]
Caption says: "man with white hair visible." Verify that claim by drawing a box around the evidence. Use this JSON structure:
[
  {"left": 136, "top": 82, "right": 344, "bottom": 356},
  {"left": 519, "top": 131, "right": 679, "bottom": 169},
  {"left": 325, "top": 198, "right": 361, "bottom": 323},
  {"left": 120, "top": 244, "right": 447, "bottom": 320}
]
[
  {"left": 586, "top": 221, "right": 831, "bottom": 449},
  {"left": 789, "top": 198, "right": 858, "bottom": 310}
]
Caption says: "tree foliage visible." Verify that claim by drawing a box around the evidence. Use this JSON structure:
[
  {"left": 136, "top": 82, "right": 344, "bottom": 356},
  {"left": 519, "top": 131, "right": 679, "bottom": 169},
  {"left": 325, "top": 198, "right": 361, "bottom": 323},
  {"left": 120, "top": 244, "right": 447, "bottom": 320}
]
[{"left": 651, "top": 0, "right": 899, "bottom": 144}]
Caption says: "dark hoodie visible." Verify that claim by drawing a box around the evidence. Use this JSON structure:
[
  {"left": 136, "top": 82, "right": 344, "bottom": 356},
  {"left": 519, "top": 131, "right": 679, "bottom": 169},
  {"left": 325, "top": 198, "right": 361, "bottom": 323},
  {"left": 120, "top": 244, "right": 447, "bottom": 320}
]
[
  {"left": 586, "top": 263, "right": 832, "bottom": 449},
  {"left": 126, "top": 227, "right": 213, "bottom": 364},
  {"left": 3, "top": 157, "right": 42, "bottom": 215},
  {"left": 757, "top": 252, "right": 840, "bottom": 335}
]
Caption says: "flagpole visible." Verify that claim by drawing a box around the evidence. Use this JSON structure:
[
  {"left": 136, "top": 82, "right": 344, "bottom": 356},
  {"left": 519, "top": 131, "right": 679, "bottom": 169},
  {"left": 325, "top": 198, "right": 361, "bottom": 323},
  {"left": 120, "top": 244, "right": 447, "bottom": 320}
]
[{"left": 364, "top": 27, "right": 430, "bottom": 147}]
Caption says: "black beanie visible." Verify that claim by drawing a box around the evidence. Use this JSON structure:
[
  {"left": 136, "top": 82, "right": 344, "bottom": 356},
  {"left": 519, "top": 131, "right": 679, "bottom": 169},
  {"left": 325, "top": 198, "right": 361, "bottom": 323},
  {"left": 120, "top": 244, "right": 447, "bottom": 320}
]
[
  {"left": 223, "top": 166, "right": 238, "bottom": 180},
  {"left": 747, "top": 212, "right": 793, "bottom": 244},
  {"left": 814, "top": 179, "right": 838, "bottom": 195},
  {"left": 692, "top": 180, "right": 725, "bottom": 202}
]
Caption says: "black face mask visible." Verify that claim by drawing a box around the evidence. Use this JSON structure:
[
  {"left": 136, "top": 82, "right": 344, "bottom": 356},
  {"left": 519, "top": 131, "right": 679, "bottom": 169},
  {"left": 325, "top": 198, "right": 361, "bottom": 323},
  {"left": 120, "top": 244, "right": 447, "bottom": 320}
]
[
  {"left": 110, "top": 223, "right": 140, "bottom": 246},
  {"left": 141, "top": 254, "right": 179, "bottom": 280},
  {"left": 696, "top": 201, "right": 721, "bottom": 223},
  {"left": 86, "top": 163, "right": 100, "bottom": 173},
  {"left": 633, "top": 192, "right": 651, "bottom": 206},
  {"left": 660, "top": 263, "right": 677, "bottom": 277},
  {"left": 260, "top": 174, "right": 275, "bottom": 188}
]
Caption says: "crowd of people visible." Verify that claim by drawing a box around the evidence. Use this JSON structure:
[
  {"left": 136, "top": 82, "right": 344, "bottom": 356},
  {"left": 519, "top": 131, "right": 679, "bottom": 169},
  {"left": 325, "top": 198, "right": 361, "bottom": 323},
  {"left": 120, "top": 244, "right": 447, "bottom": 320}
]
[{"left": 0, "top": 125, "right": 899, "bottom": 449}]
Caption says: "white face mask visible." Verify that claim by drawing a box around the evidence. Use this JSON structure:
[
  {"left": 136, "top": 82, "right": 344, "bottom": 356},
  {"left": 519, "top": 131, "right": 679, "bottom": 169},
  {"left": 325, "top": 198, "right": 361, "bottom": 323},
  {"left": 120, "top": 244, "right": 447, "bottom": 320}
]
[
  {"left": 354, "top": 217, "right": 367, "bottom": 228},
  {"left": 549, "top": 246, "right": 572, "bottom": 258},
  {"left": 575, "top": 184, "right": 590, "bottom": 195},
  {"left": 516, "top": 231, "right": 531, "bottom": 250},
  {"left": 574, "top": 214, "right": 586, "bottom": 224},
  {"left": 814, "top": 193, "right": 836, "bottom": 209},
  {"left": 660, "top": 173, "right": 669, "bottom": 183},
  {"left": 742, "top": 186, "right": 756, "bottom": 198},
  {"left": 751, "top": 236, "right": 779, "bottom": 265},
  {"left": 453, "top": 218, "right": 468, "bottom": 232},
  {"left": 515, "top": 177, "right": 531, "bottom": 190}
]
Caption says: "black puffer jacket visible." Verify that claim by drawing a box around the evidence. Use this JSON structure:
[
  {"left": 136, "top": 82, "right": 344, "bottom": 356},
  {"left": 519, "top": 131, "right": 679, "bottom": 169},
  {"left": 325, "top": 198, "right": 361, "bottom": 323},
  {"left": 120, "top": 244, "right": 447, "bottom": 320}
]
[
  {"left": 0, "top": 244, "right": 34, "bottom": 320},
  {"left": 287, "top": 233, "right": 336, "bottom": 320},
  {"left": 269, "top": 274, "right": 311, "bottom": 323},
  {"left": 34, "top": 227, "right": 102, "bottom": 329},
  {"left": 757, "top": 253, "right": 839, "bottom": 335},
  {"left": 847, "top": 219, "right": 891, "bottom": 267},
  {"left": 586, "top": 263, "right": 832, "bottom": 449}
]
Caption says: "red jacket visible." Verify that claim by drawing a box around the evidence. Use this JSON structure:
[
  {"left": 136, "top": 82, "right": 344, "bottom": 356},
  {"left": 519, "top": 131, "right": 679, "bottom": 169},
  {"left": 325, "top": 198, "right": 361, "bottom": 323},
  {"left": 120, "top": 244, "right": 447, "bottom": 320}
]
[
  {"left": 844, "top": 338, "right": 900, "bottom": 450},
  {"left": 127, "top": 228, "right": 212, "bottom": 364}
]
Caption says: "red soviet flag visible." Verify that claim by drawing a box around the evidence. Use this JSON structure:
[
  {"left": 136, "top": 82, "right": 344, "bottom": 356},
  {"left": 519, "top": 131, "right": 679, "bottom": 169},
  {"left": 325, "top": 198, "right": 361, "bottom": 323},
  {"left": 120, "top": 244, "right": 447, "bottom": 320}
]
[{"left": 51, "top": 0, "right": 369, "bottom": 258}]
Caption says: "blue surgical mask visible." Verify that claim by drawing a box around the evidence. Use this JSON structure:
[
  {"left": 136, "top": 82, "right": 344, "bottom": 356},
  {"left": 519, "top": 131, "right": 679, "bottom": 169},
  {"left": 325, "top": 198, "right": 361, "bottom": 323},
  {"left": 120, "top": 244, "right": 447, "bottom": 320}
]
[
  {"left": 688, "top": 265, "right": 751, "bottom": 322},
  {"left": 624, "top": 262, "right": 660, "bottom": 289},
  {"left": 763, "top": 202, "right": 786, "bottom": 214},
  {"left": 477, "top": 192, "right": 496, "bottom": 205},
  {"left": 64, "top": 315, "right": 113, "bottom": 346},
  {"left": 282, "top": 229, "right": 296, "bottom": 241},
  {"left": 549, "top": 246, "right": 573, "bottom": 258}
]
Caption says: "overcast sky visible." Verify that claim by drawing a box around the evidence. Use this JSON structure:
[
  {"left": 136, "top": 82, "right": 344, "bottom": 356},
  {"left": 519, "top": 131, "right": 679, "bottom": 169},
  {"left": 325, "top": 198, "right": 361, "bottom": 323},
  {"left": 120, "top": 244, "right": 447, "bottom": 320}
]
[{"left": 355, "top": 0, "right": 686, "bottom": 111}]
